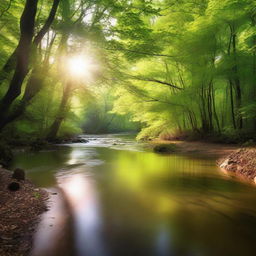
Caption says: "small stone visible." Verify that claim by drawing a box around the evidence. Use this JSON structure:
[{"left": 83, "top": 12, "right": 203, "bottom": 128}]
[
  {"left": 12, "top": 168, "right": 25, "bottom": 181},
  {"left": 8, "top": 182, "right": 20, "bottom": 191}
]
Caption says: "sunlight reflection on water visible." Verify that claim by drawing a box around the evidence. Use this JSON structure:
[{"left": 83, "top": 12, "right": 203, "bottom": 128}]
[
  {"left": 66, "top": 147, "right": 105, "bottom": 166},
  {"left": 31, "top": 187, "right": 72, "bottom": 256},
  {"left": 155, "top": 224, "right": 172, "bottom": 256},
  {"left": 59, "top": 173, "right": 108, "bottom": 256}
]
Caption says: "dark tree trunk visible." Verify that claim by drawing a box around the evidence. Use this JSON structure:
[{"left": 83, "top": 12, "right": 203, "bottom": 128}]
[
  {"left": 46, "top": 81, "right": 73, "bottom": 141},
  {"left": 229, "top": 79, "right": 237, "bottom": 129},
  {"left": 211, "top": 82, "right": 221, "bottom": 133},
  {"left": 231, "top": 29, "right": 243, "bottom": 129},
  {"left": 0, "top": 66, "right": 46, "bottom": 130},
  {"left": 0, "top": 0, "right": 38, "bottom": 119},
  {"left": 33, "top": 0, "right": 60, "bottom": 45},
  {"left": 251, "top": 16, "right": 256, "bottom": 129},
  {"left": 200, "top": 84, "right": 210, "bottom": 133},
  {"left": 0, "top": 0, "right": 60, "bottom": 86},
  {"left": 0, "top": 32, "right": 56, "bottom": 131},
  {"left": 207, "top": 84, "right": 213, "bottom": 132},
  {"left": 227, "top": 24, "right": 243, "bottom": 129}
]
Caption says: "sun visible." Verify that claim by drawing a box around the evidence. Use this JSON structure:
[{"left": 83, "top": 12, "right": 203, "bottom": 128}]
[{"left": 67, "top": 55, "right": 93, "bottom": 78}]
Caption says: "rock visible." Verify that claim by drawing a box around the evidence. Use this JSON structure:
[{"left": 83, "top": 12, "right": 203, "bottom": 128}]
[
  {"left": 53, "top": 136, "right": 89, "bottom": 144},
  {"left": 8, "top": 182, "right": 20, "bottom": 191},
  {"left": 153, "top": 143, "right": 177, "bottom": 154},
  {"left": 219, "top": 159, "right": 229, "bottom": 169},
  {"left": 30, "top": 139, "right": 49, "bottom": 151},
  {"left": 71, "top": 138, "right": 89, "bottom": 143},
  {"left": 12, "top": 168, "right": 25, "bottom": 181}
]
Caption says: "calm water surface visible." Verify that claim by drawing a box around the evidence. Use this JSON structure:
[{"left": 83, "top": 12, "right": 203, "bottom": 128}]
[{"left": 12, "top": 134, "right": 256, "bottom": 256}]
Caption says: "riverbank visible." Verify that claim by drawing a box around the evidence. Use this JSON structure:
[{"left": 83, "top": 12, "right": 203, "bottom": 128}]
[
  {"left": 218, "top": 148, "right": 256, "bottom": 183},
  {"left": 151, "top": 139, "right": 237, "bottom": 158},
  {"left": 151, "top": 139, "right": 256, "bottom": 183},
  {"left": 0, "top": 168, "right": 48, "bottom": 256}
]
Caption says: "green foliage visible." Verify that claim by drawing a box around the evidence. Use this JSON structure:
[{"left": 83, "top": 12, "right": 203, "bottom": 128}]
[
  {"left": 112, "top": 0, "right": 256, "bottom": 141},
  {"left": 0, "top": 0, "right": 256, "bottom": 143}
]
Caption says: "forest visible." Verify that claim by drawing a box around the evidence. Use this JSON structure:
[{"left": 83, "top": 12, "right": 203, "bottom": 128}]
[
  {"left": 0, "top": 0, "right": 256, "bottom": 144},
  {"left": 2, "top": 1, "right": 256, "bottom": 256}
]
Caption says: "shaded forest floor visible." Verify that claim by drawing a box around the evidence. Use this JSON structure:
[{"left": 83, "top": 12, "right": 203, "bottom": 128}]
[{"left": 0, "top": 169, "right": 48, "bottom": 256}]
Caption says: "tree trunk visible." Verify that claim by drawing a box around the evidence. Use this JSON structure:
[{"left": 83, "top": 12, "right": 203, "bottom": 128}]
[
  {"left": 0, "top": 32, "right": 56, "bottom": 131},
  {"left": 211, "top": 82, "right": 221, "bottom": 133},
  {"left": 229, "top": 79, "right": 237, "bottom": 129},
  {"left": 231, "top": 29, "right": 243, "bottom": 129},
  {"left": 0, "top": 0, "right": 60, "bottom": 86},
  {"left": 250, "top": 16, "right": 256, "bottom": 129},
  {"left": 0, "top": 0, "right": 38, "bottom": 119},
  {"left": 0, "top": 66, "right": 47, "bottom": 130},
  {"left": 46, "top": 81, "right": 73, "bottom": 141}
]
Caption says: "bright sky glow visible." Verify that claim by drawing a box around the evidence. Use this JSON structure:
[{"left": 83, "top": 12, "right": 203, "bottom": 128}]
[{"left": 68, "top": 55, "right": 94, "bottom": 78}]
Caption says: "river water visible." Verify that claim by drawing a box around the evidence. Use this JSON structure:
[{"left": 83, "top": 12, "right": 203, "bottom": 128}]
[{"left": 11, "top": 134, "right": 256, "bottom": 256}]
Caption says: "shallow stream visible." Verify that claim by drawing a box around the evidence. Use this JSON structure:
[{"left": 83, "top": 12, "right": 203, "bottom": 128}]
[{"left": 12, "top": 134, "right": 256, "bottom": 256}]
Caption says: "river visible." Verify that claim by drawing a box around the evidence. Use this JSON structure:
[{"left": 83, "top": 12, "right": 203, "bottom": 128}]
[{"left": 11, "top": 134, "right": 256, "bottom": 256}]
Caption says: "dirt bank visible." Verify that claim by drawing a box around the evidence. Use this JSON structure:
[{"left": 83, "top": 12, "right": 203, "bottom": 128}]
[
  {"left": 0, "top": 168, "right": 48, "bottom": 256},
  {"left": 218, "top": 148, "right": 256, "bottom": 182}
]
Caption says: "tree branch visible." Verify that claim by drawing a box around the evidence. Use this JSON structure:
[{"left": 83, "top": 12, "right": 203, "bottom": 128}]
[
  {"left": 131, "top": 76, "right": 183, "bottom": 90},
  {"left": 33, "top": 0, "right": 60, "bottom": 46},
  {"left": 104, "top": 47, "right": 179, "bottom": 58},
  {"left": 0, "top": 0, "right": 12, "bottom": 18}
]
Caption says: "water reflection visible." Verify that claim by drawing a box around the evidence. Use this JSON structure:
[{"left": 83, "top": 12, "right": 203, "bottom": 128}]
[
  {"left": 10, "top": 146, "right": 73, "bottom": 187},
  {"left": 59, "top": 173, "right": 107, "bottom": 256},
  {"left": 11, "top": 135, "right": 256, "bottom": 256},
  {"left": 155, "top": 224, "right": 172, "bottom": 256},
  {"left": 31, "top": 187, "right": 75, "bottom": 256}
]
